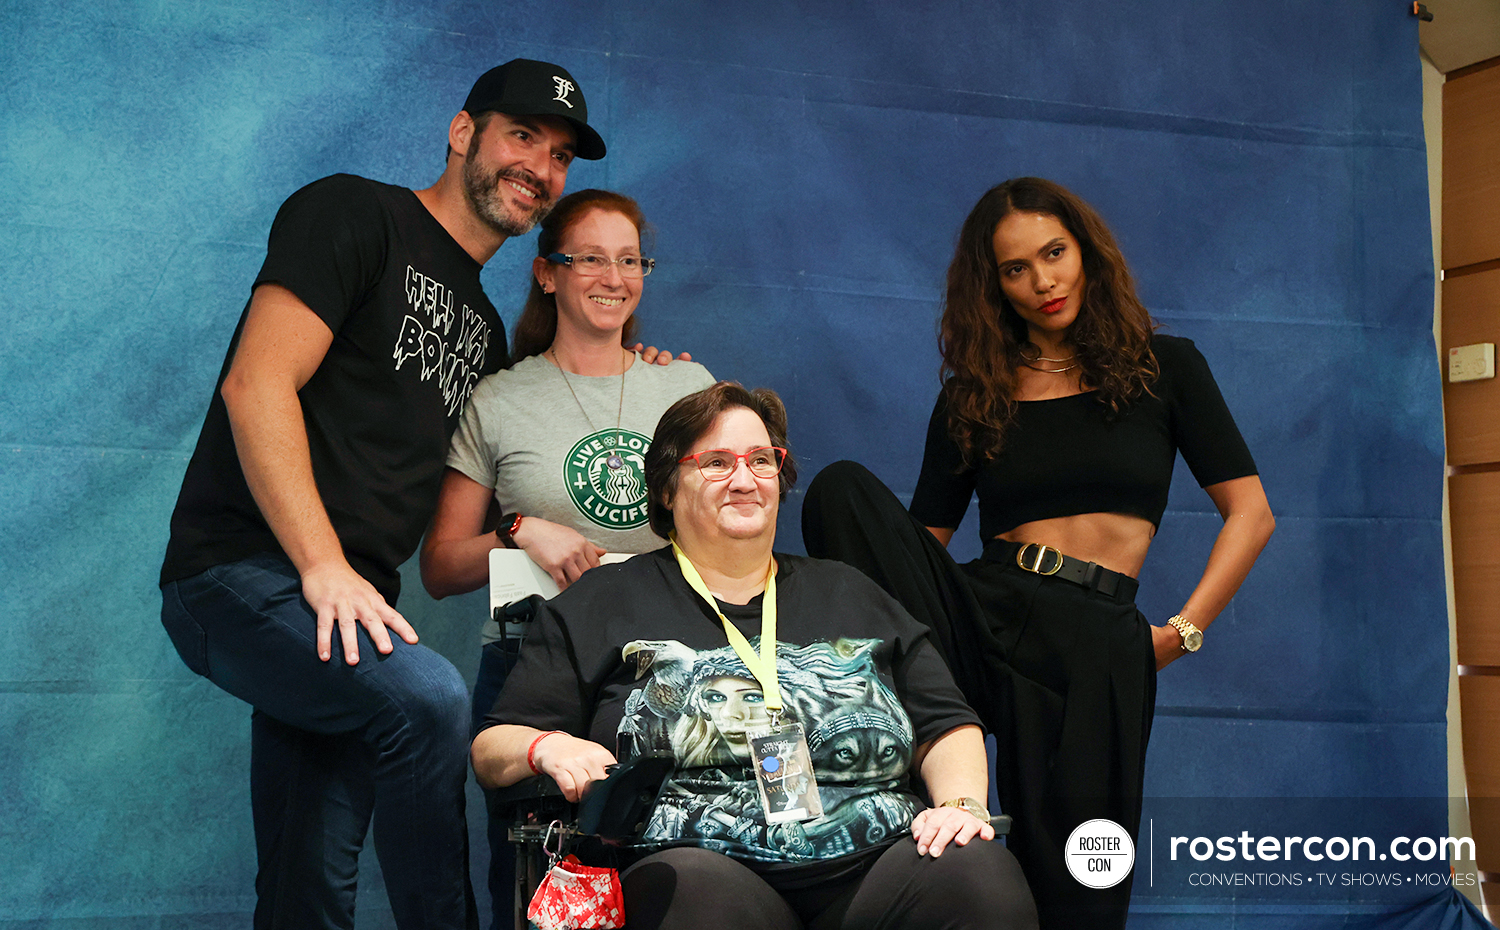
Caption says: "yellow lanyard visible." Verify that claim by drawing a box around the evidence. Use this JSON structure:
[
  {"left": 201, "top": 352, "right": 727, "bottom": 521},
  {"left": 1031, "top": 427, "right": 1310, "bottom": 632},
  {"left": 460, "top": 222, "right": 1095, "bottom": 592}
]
[{"left": 670, "top": 535, "right": 781, "bottom": 715}]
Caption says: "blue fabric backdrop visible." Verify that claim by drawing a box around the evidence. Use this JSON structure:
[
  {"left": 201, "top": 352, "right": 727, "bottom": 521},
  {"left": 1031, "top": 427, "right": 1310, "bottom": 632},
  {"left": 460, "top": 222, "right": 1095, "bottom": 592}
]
[{"left": 1, "top": 0, "right": 1475, "bottom": 926}]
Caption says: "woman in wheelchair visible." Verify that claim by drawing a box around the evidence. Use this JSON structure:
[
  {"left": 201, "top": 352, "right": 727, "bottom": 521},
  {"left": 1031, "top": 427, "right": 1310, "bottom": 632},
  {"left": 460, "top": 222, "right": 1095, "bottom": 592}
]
[
  {"left": 421, "top": 188, "right": 715, "bottom": 928},
  {"left": 472, "top": 382, "right": 1038, "bottom": 930}
]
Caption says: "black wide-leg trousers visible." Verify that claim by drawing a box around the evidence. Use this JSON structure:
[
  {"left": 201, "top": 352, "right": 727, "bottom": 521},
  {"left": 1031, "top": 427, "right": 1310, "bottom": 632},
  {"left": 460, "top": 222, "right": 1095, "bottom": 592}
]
[{"left": 802, "top": 461, "right": 1156, "bottom": 930}]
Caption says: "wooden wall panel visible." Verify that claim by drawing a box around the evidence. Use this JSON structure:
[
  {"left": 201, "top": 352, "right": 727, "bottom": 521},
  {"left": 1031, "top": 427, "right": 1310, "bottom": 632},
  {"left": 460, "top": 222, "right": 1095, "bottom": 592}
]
[
  {"left": 1444, "top": 54, "right": 1500, "bottom": 924},
  {"left": 1442, "top": 267, "right": 1500, "bottom": 465},
  {"left": 1460, "top": 677, "right": 1500, "bottom": 875},
  {"left": 1443, "top": 62, "right": 1500, "bottom": 269},
  {"left": 1450, "top": 471, "right": 1500, "bottom": 665}
]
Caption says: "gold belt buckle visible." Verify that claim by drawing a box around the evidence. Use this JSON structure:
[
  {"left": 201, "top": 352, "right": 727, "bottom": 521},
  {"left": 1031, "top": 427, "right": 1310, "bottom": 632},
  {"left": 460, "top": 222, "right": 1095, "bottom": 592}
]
[{"left": 1016, "top": 543, "right": 1063, "bottom": 576}]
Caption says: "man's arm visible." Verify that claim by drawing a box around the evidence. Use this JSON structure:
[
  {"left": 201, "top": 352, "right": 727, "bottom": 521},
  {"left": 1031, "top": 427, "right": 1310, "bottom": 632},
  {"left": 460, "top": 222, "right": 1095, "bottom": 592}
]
[{"left": 220, "top": 283, "right": 419, "bottom": 664}]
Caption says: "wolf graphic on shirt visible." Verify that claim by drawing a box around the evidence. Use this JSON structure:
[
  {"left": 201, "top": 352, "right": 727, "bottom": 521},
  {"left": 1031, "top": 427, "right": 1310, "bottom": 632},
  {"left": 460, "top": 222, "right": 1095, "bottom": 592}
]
[{"left": 617, "top": 637, "right": 920, "bottom": 863}]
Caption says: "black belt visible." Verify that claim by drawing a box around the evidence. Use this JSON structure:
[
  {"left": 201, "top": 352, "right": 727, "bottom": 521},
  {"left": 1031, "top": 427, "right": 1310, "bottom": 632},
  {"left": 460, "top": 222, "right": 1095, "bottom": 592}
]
[{"left": 983, "top": 540, "right": 1139, "bottom": 602}]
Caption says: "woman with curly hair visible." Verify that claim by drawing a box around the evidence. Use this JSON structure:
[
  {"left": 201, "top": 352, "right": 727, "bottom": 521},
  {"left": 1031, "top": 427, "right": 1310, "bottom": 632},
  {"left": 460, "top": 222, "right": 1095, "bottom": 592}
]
[{"left": 803, "top": 177, "right": 1275, "bottom": 929}]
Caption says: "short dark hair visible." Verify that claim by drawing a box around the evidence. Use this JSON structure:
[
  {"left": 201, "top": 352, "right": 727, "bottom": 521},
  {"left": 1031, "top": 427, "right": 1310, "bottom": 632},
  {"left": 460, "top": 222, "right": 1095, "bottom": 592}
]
[
  {"left": 445, "top": 109, "right": 499, "bottom": 164},
  {"left": 644, "top": 382, "right": 798, "bottom": 539}
]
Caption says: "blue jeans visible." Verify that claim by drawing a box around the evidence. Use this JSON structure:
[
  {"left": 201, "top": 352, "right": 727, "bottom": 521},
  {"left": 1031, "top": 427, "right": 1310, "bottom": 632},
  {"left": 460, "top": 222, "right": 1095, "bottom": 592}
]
[
  {"left": 161, "top": 554, "right": 477, "bottom": 930},
  {"left": 471, "top": 639, "right": 519, "bottom": 930}
]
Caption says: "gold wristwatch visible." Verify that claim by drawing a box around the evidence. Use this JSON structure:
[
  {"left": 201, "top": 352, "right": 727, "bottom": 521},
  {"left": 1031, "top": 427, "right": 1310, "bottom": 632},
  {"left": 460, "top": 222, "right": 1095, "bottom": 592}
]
[
  {"left": 939, "top": 797, "right": 991, "bottom": 824},
  {"left": 1166, "top": 614, "right": 1202, "bottom": 653}
]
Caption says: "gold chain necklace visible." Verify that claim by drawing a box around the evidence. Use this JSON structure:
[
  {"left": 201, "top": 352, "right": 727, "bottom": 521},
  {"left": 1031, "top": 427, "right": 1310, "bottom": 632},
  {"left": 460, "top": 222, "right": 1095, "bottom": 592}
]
[
  {"left": 550, "top": 347, "right": 628, "bottom": 469},
  {"left": 1021, "top": 345, "right": 1077, "bottom": 374},
  {"left": 1020, "top": 345, "right": 1076, "bottom": 364}
]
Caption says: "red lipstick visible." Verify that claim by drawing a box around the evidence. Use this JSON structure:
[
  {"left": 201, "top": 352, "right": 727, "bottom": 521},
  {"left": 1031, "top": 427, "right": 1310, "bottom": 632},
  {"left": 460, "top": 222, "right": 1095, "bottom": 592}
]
[{"left": 1039, "top": 297, "right": 1067, "bottom": 314}]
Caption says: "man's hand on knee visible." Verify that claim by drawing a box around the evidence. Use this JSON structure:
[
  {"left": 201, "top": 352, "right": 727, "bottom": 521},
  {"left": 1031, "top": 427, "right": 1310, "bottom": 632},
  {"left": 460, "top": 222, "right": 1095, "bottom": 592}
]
[{"left": 301, "top": 561, "right": 419, "bottom": 664}]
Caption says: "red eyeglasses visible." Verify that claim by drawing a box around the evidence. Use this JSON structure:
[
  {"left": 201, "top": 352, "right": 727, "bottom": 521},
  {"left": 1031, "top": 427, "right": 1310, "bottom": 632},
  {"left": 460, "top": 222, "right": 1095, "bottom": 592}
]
[{"left": 677, "top": 447, "right": 787, "bottom": 481}]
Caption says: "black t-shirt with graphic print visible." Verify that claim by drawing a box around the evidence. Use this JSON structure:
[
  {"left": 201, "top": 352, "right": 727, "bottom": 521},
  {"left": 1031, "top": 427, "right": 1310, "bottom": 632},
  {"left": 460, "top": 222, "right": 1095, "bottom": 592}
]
[
  {"left": 485, "top": 548, "right": 982, "bottom": 872},
  {"left": 160, "top": 174, "right": 506, "bottom": 603}
]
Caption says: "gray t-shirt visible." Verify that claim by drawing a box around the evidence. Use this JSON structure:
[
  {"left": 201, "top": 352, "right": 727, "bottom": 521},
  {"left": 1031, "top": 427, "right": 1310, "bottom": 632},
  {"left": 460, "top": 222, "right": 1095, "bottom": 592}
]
[{"left": 447, "top": 352, "right": 715, "bottom": 642}]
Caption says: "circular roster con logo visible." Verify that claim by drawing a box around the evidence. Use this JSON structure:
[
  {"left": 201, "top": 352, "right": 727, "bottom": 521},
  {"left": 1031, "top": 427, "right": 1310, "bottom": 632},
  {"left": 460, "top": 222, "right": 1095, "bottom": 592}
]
[{"left": 1065, "top": 819, "right": 1135, "bottom": 889}]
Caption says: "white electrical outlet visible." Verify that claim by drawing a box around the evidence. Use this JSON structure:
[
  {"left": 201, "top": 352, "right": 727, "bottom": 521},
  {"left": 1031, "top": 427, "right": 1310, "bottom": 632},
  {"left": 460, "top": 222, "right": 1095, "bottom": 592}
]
[{"left": 1449, "top": 343, "right": 1495, "bottom": 383}]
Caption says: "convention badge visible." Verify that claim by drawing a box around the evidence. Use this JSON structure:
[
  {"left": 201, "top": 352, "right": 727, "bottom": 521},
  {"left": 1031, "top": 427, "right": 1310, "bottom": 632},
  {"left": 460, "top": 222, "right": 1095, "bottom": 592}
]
[{"left": 748, "top": 722, "right": 822, "bottom": 824}]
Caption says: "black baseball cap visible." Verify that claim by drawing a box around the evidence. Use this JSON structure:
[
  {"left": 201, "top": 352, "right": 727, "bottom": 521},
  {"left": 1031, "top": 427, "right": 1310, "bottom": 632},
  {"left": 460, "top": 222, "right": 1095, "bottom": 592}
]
[{"left": 462, "top": 59, "right": 606, "bottom": 160}]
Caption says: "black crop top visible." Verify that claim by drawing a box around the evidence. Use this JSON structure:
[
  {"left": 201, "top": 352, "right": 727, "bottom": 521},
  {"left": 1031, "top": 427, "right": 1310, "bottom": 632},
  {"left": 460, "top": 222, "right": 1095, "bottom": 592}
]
[{"left": 909, "top": 334, "right": 1257, "bottom": 542}]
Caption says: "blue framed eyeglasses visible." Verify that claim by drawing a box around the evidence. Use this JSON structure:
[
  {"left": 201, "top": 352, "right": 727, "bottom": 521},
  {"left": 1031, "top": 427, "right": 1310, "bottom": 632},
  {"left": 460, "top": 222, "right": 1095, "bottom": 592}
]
[{"left": 545, "top": 252, "right": 655, "bottom": 278}]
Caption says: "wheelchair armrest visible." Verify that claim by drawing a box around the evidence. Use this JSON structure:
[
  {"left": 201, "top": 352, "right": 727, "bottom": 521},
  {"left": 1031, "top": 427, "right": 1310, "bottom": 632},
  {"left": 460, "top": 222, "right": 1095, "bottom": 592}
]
[
  {"left": 484, "top": 775, "right": 571, "bottom": 829},
  {"left": 483, "top": 750, "right": 676, "bottom": 845},
  {"left": 577, "top": 751, "right": 675, "bottom": 842},
  {"left": 486, "top": 774, "right": 564, "bottom": 804}
]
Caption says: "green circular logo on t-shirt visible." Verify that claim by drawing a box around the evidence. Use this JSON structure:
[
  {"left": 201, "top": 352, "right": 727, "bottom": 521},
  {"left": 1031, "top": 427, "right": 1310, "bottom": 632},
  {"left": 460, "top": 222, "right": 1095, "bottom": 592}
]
[{"left": 564, "top": 429, "right": 652, "bottom": 530}]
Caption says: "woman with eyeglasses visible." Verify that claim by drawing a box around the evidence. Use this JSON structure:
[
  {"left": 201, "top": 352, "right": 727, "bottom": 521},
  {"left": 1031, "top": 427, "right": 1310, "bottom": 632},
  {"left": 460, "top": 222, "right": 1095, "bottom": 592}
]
[
  {"left": 420, "top": 188, "right": 713, "bottom": 929},
  {"left": 473, "top": 382, "right": 1037, "bottom": 930},
  {"left": 802, "top": 178, "right": 1274, "bottom": 929}
]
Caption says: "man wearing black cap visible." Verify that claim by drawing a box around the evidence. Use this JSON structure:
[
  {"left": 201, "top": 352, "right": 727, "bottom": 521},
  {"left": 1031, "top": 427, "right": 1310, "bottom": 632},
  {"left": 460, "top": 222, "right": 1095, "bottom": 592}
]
[{"left": 159, "top": 59, "right": 604, "bottom": 929}]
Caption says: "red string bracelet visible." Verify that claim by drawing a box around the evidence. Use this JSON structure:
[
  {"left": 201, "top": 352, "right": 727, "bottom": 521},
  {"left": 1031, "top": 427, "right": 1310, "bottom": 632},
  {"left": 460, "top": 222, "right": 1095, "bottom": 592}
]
[{"left": 527, "top": 730, "right": 564, "bottom": 775}]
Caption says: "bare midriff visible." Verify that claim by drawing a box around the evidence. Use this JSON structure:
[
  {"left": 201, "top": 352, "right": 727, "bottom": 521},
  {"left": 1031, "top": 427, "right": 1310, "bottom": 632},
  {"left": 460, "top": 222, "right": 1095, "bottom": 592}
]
[{"left": 995, "top": 511, "right": 1155, "bottom": 578}]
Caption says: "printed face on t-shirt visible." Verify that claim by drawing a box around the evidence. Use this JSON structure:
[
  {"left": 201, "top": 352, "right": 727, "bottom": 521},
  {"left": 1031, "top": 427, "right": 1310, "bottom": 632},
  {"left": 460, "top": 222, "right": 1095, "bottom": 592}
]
[
  {"left": 619, "top": 635, "right": 921, "bottom": 861},
  {"left": 698, "top": 676, "right": 768, "bottom": 752}
]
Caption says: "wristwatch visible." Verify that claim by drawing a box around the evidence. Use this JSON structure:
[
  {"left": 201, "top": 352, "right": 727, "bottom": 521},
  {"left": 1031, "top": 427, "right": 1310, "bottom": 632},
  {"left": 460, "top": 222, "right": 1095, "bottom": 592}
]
[
  {"left": 1166, "top": 614, "right": 1202, "bottom": 653},
  {"left": 939, "top": 797, "right": 991, "bottom": 824},
  {"left": 496, "top": 512, "right": 524, "bottom": 549}
]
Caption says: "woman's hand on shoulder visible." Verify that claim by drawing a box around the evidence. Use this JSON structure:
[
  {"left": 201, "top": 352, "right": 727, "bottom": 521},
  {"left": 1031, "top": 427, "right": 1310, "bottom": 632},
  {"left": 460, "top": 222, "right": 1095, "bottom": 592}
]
[
  {"left": 911, "top": 804, "right": 995, "bottom": 857},
  {"left": 531, "top": 733, "right": 618, "bottom": 803},
  {"left": 511, "top": 517, "right": 606, "bottom": 589}
]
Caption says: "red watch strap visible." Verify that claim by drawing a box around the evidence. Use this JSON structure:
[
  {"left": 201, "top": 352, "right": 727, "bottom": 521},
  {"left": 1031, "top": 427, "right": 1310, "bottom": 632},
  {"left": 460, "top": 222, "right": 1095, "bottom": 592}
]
[{"left": 498, "top": 512, "right": 524, "bottom": 548}]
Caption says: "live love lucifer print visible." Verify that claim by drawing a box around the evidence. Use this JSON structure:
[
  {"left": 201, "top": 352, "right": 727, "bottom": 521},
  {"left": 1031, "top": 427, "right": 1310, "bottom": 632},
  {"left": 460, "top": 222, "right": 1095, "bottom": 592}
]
[
  {"left": 564, "top": 429, "right": 652, "bottom": 530},
  {"left": 618, "top": 637, "right": 920, "bottom": 863}
]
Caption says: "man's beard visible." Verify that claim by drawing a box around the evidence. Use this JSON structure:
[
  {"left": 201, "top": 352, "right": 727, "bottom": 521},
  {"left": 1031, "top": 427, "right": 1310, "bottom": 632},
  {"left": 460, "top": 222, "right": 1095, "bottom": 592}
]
[{"left": 462, "top": 158, "right": 552, "bottom": 237}]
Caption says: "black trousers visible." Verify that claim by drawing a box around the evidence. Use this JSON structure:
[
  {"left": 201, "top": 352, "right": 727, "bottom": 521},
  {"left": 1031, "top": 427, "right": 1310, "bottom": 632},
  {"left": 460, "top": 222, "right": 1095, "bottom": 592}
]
[
  {"left": 620, "top": 837, "right": 1036, "bottom": 930},
  {"left": 802, "top": 462, "right": 1156, "bottom": 930}
]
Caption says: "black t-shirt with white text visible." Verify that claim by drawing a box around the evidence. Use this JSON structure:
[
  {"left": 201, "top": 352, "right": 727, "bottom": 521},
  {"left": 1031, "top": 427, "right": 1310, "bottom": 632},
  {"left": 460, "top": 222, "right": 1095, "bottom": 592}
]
[{"left": 161, "top": 174, "right": 505, "bottom": 601}]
